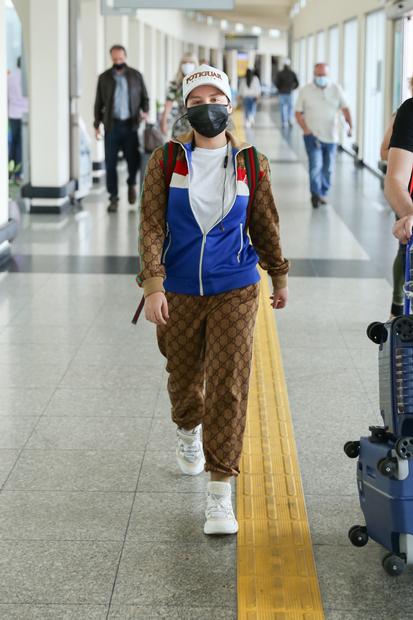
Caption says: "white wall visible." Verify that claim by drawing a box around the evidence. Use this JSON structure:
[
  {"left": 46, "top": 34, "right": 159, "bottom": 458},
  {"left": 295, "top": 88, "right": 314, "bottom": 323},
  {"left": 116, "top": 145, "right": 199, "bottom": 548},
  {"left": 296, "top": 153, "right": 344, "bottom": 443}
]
[
  {"left": 135, "top": 9, "right": 222, "bottom": 49},
  {"left": 0, "top": 0, "right": 8, "bottom": 232}
]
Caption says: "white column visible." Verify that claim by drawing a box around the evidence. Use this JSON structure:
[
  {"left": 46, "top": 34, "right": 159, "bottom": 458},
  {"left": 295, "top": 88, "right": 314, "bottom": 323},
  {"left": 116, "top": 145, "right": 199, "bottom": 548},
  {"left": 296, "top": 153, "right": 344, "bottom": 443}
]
[
  {"left": 225, "top": 50, "right": 238, "bottom": 94},
  {"left": 0, "top": 0, "right": 10, "bottom": 257},
  {"left": 144, "top": 24, "right": 157, "bottom": 123},
  {"left": 129, "top": 16, "right": 146, "bottom": 71},
  {"left": 128, "top": 17, "right": 140, "bottom": 68},
  {"left": 165, "top": 35, "right": 175, "bottom": 84},
  {"left": 211, "top": 48, "right": 223, "bottom": 70},
  {"left": 105, "top": 15, "right": 128, "bottom": 54},
  {"left": 157, "top": 30, "right": 166, "bottom": 116},
  {"left": 26, "top": 0, "right": 71, "bottom": 213},
  {"left": 261, "top": 53, "right": 272, "bottom": 91},
  {"left": 80, "top": 0, "right": 104, "bottom": 180}
]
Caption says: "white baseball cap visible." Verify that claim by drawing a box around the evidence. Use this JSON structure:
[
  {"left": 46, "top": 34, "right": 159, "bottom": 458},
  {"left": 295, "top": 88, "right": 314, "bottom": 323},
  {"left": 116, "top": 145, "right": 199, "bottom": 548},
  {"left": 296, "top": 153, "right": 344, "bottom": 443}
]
[{"left": 183, "top": 64, "right": 232, "bottom": 104}]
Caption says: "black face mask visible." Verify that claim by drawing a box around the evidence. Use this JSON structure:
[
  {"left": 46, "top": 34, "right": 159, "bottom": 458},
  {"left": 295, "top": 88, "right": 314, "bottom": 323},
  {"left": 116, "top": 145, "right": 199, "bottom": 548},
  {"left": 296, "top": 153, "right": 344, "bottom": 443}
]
[
  {"left": 113, "top": 63, "right": 126, "bottom": 71},
  {"left": 186, "top": 104, "right": 229, "bottom": 138}
]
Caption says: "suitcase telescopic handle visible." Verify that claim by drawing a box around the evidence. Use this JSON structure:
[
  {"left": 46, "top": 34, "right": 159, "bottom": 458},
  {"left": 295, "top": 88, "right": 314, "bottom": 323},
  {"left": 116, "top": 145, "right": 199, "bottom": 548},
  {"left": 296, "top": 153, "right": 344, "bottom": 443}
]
[{"left": 404, "top": 236, "right": 413, "bottom": 315}]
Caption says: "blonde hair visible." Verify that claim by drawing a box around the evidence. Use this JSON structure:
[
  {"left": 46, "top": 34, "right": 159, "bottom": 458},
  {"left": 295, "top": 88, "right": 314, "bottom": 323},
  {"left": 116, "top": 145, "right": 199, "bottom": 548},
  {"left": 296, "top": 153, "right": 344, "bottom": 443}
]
[{"left": 175, "top": 53, "right": 199, "bottom": 84}]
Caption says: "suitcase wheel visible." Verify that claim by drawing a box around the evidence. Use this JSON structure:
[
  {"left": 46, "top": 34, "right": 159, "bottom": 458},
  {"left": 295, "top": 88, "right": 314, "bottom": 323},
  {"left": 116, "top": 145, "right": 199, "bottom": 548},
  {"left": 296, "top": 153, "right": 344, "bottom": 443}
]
[
  {"left": 366, "top": 321, "right": 387, "bottom": 344},
  {"left": 382, "top": 553, "right": 405, "bottom": 577},
  {"left": 396, "top": 437, "right": 413, "bottom": 460},
  {"left": 348, "top": 525, "right": 368, "bottom": 547},
  {"left": 378, "top": 457, "right": 398, "bottom": 478},
  {"left": 344, "top": 441, "right": 360, "bottom": 458}
]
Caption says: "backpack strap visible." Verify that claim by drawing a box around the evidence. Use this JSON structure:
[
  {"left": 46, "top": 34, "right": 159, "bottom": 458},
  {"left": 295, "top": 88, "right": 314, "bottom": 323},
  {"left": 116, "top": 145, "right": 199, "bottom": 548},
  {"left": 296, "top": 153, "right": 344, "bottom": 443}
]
[
  {"left": 163, "top": 141, "right": 179, "bottom": 190},
  {"left": 243, "top": 146, "right": 260, "bottom": 229}
]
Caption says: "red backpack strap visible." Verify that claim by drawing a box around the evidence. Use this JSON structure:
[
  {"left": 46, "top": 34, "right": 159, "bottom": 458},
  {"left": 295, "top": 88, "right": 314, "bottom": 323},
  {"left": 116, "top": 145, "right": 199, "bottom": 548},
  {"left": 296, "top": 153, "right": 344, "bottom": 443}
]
[
  {"left": 163, "top": 141, "right": 179, "bottom": 190},
  {"left": 244, "top": 146, "right": 260, "bottom": 228}
]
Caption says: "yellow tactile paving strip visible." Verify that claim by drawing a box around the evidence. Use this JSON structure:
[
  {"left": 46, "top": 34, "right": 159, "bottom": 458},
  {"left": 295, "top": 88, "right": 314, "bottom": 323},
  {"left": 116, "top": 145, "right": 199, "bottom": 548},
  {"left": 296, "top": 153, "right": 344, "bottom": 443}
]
[{"left": 234, "top": 110, "right": 324, "bottom": 619}]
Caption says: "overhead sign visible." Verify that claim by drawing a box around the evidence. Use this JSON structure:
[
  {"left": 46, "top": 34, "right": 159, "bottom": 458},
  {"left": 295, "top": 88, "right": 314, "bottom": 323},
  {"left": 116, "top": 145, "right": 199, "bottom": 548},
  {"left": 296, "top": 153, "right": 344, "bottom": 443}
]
[{"left": 112, "top": 0, "right": 234, "bottom": 9}]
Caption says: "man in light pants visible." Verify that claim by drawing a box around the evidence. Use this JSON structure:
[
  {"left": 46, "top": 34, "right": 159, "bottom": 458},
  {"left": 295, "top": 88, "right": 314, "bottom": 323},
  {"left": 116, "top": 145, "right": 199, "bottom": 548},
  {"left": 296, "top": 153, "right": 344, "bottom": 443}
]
[{"left": 295, "top": 63, "right": 352, "bottom": 208}]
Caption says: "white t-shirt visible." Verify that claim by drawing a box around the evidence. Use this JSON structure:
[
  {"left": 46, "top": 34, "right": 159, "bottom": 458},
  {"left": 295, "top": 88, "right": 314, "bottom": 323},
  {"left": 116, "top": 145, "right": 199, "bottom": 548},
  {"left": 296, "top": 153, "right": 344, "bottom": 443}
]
[
  {"left": 189, "top": 144, "right": 236, "bottom": 234},
  {"left": 295, "top": 82, "right": 349, "bottom": 143}
]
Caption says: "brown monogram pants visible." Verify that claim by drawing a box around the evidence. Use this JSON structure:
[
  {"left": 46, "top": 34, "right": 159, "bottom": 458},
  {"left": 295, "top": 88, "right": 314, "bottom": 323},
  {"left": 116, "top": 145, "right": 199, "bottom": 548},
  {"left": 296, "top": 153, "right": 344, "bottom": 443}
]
[{"left": 157, "top": 283, "right": 260, "bottom": 476}]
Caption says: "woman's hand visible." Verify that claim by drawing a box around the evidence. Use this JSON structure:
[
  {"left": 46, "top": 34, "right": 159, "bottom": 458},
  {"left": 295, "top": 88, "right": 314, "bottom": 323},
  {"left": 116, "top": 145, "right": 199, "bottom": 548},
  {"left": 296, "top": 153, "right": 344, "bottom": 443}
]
[
  {"left": 270, "top": 287, "right": 288, "bottom": 309},
  {"left": 393, "top": 216, "right": 413, "bottom": 244},
  {"left": 144, "top": 292, "right": 169, "bottom": 325}
]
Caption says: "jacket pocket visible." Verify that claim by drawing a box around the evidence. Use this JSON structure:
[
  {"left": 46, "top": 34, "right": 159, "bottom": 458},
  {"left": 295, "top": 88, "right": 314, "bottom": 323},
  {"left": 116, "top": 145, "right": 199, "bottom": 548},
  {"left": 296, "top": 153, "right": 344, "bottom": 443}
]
[{"left": 237, "top": 223, "right": 244, "bottom": 263}]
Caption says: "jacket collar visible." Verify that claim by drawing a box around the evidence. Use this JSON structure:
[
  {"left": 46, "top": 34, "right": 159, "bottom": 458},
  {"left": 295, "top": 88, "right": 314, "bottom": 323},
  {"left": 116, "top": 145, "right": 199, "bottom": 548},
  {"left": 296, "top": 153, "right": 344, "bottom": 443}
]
[{"left": 172, "top": 130, "right": 250, "bottom": 153}]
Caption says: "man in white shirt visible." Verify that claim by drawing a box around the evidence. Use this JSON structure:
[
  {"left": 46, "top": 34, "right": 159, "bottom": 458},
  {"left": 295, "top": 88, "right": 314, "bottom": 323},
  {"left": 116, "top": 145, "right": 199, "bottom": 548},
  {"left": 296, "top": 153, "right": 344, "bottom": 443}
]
[{"left": 295, "top": 63, "right": 352, "bottom": 208}]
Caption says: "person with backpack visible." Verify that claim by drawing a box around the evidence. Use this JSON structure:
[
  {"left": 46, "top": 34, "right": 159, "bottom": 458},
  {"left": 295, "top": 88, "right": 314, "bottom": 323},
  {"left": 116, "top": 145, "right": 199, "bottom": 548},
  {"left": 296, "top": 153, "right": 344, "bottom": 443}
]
[{"left": 137, "top": 65, "right": 289, "bottom": 535}]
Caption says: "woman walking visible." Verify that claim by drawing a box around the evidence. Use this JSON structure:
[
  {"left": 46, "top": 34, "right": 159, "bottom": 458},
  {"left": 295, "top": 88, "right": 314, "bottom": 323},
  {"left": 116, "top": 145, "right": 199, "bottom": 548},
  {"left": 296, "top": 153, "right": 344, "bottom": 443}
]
[
  {"left": 239, "top": 68, "right": 261, "bottom": 128},
  {"left": 160, "top": 52, "right": 198, "bottom": 137},
  {"left": 138, "top": 65, "right": 288, "bottom": 535}
]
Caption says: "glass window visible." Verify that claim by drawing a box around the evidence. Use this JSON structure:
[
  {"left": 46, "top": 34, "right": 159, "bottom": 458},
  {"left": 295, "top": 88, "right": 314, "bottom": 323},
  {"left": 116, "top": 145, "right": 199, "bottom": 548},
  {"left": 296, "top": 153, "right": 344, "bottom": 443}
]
[
  {"left": 342, "top": 18, "right": 358, "bottom": 151},
  {"left": 363, "top": 9, "right": 385, "bottom": 171},
  {"left": 328, "top": 25, "right": 339, "bottom": 84}
]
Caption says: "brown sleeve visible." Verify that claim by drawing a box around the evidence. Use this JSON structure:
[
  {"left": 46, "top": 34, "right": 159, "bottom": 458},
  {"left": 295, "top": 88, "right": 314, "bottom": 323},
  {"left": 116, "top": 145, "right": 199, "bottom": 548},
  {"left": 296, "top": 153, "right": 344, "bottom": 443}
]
[
  {"left": 137, "top": 147, "right": 167, "bottom": 297},
  {"left": 248, "top": 153, "right": 289, "bottom": 290}
]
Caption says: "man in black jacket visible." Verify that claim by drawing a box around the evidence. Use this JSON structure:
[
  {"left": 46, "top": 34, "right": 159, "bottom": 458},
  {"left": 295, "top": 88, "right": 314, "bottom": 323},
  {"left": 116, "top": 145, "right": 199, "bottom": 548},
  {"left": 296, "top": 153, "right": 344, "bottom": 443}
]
[
  {"left": 275, "top": 60, "right": 299, "bottom": 129},
  {"left": 94, "top": 45, "right": 149, "bottom": 212}
]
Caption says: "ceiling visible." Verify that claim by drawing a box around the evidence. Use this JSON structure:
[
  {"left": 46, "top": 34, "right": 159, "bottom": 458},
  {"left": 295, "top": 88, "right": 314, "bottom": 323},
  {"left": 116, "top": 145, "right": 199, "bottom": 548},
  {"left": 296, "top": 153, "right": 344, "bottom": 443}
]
[{"left": 204, "top": 0, "right": 295, "bottom": 31}]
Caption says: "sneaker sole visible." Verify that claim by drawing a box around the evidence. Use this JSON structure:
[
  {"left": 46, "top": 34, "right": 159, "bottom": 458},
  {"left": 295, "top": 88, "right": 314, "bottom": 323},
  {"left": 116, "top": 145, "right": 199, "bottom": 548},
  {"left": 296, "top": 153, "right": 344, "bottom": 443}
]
[
  {"left": 204, "top": 520, "right": 239, "bottom": 535},
  {"left": 176, "top": 450, "right": 205, "bottom": 476}
]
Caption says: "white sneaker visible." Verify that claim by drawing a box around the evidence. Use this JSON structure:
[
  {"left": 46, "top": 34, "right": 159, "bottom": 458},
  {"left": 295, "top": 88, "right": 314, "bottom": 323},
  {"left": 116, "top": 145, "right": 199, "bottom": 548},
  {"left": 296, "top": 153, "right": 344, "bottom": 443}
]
[
  {"left": 204, "top": 481, "right": 238, "bottom": 535},
  {"left": 176, "top": 425, "right": 205, "bottom": 476}
]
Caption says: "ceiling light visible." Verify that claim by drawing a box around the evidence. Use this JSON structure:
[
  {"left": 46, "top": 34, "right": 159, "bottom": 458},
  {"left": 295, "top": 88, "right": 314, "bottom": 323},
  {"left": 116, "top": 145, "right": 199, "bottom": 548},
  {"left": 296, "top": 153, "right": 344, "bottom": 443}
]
[
  {"left": 220, "top": 19, "right": 228, "bottom": 30},
  {"left": 269, "top": 29, "right": 280, "bottom": 38},
  {"left": 235, "top": 22, "right": 244, "bottom": 33},
  {"left": 252, "top": 26, "right": 262, "bottom": 35}
]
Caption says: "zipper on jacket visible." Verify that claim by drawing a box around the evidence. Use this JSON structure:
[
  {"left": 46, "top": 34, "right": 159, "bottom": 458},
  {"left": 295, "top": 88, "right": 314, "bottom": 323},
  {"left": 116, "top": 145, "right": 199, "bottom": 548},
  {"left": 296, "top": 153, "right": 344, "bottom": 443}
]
[
  {"left": 172, "top": 140, "right": 250, "bottom": 296},
  {"left": 237, "top": 223, "right": 244, "bottom": 263},
  {"left": 199, "top": 234, "right": 206, "bottom": 295},
  {"left": 162, "top": 223, "right": 171, "bottom": 263}
]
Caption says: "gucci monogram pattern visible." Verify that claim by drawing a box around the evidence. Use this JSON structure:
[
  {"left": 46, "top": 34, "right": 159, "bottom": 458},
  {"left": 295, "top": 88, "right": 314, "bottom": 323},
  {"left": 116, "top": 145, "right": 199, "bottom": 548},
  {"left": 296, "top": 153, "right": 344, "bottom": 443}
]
[
  {"left": 137, "top": 146, "right": 167, "bottom": 293},
  {"left": 248, "top": 156, "right": 289, "bottom": 290},
  {"left": 157, "top": 284, "right": 260, "bottom": 476},
  {"left": 137, "top": 131, "right": 289, "bottom": 297}
]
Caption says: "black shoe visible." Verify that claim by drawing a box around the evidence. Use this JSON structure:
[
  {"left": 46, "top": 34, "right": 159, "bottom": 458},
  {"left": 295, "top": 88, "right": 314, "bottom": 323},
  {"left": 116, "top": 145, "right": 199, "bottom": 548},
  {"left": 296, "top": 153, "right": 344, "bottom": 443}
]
[
  {"left": 311, "top": 194, "right": 320, "bottom": 208},
  {"left": 128, "top": 185, "right": 137, "bottom": 205},
  {"left": 107, "top": 197, "right": 118, "bottom": 213},
  {"left": 318, "top": 195, "right": 328, "bottom": 205}
]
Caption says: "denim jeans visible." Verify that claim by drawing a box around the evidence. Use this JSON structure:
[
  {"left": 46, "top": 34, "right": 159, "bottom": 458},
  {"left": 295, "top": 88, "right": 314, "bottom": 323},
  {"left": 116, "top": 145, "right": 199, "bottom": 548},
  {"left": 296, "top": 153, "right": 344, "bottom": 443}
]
[
  {"left": 243, "top": 96, "right": 257, "bottom": 122},
  {"left": 104, "top": 119, "right": 141, "bottom": 199},
  {"left": 303, "top": 134, "right": 337, "bottom": 197},
  {"left": 279, "top": 93, "right": 293, "bottom": 126},
  {"left": 8, "top": 118, "right": 23, "bottom": 177}
]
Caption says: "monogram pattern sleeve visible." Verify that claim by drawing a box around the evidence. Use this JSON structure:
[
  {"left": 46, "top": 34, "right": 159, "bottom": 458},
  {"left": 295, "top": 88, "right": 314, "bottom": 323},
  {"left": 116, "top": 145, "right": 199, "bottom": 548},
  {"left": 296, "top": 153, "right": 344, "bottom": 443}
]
[
  {"left": 248, "top": 153, "right": 289, "bottom": 290},
  {"left": 137, "top": 147, "right": 168, "bottom": 297}
]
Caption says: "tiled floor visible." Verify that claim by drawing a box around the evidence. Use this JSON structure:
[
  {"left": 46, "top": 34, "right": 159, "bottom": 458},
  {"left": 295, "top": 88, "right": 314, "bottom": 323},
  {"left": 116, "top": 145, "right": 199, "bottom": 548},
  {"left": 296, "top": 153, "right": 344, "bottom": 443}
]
[{"left": 0, "top": 100, "right": 411, "bottom": 619}]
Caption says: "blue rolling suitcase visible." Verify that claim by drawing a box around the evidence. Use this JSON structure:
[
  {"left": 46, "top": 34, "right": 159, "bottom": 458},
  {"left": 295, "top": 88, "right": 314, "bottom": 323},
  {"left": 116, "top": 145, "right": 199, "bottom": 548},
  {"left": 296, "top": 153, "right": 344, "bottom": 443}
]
[{"left": 344, "top": 238, "right": 413, "bottom": 576}]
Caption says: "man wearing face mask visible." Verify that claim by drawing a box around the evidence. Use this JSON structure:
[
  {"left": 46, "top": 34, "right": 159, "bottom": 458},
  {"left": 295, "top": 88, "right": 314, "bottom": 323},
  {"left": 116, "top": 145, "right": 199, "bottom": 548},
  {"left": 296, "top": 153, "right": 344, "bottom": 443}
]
[
  {"left": 295, "top": 63, "right": 352, "bottom": 208},
  {"left": 94, "top": 45, "right": 149, "bottom": 213},
  {"left": 137, "top": 65, "right": 289, "bottom": 536}
]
